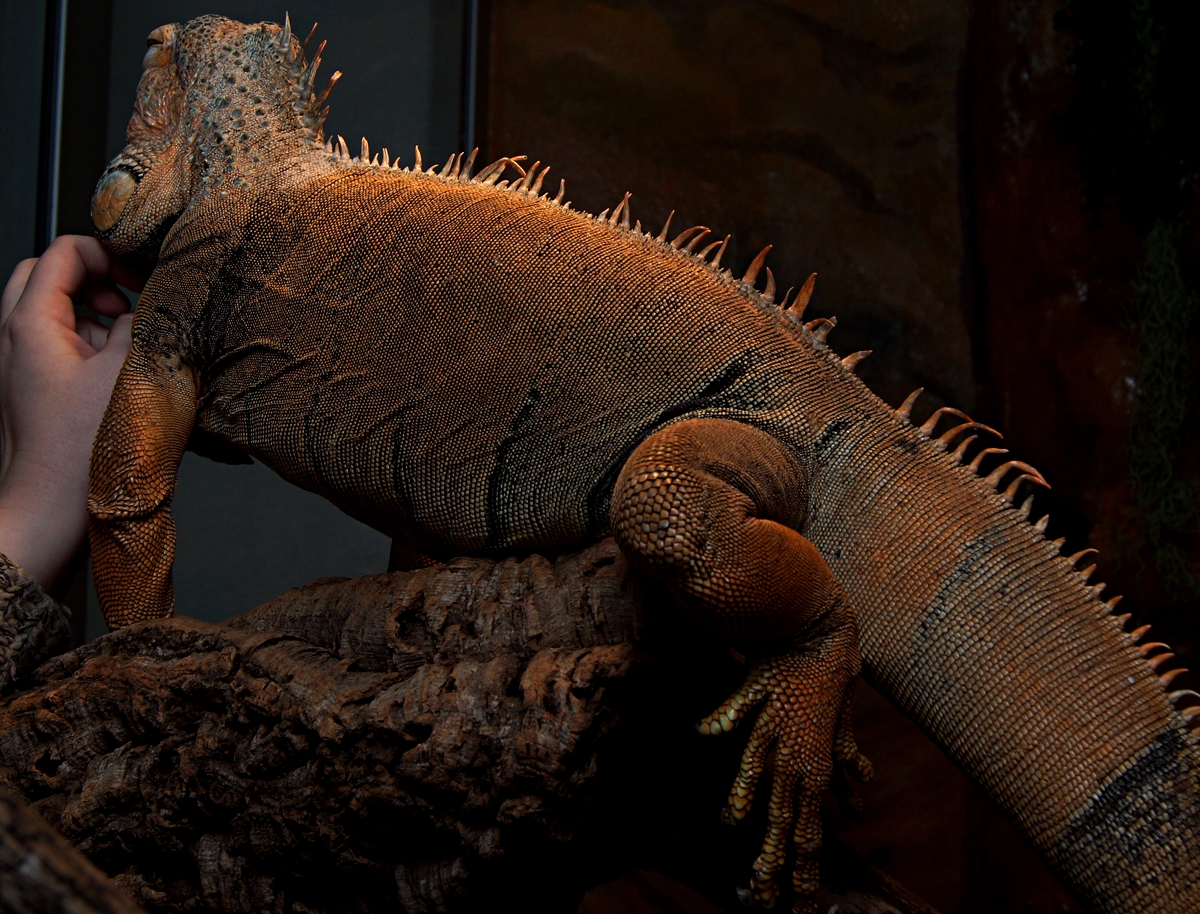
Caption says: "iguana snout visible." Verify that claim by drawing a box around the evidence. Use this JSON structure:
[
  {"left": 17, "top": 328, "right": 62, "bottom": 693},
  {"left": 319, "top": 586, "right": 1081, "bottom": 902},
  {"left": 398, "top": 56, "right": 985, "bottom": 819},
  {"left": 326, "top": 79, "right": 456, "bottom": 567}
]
[{"left": 91, "top": 22, "right": 191, "bottom": 268}]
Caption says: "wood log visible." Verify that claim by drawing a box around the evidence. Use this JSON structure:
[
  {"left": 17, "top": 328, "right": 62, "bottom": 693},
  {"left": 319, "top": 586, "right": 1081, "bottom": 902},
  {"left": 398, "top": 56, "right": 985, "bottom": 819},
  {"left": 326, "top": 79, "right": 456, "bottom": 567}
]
[
  {"left": 0, "top": 786, "right": 145, "bottom": 914},
  {"left": 0, "top": 540, "right": 937, "bottom": 913}
]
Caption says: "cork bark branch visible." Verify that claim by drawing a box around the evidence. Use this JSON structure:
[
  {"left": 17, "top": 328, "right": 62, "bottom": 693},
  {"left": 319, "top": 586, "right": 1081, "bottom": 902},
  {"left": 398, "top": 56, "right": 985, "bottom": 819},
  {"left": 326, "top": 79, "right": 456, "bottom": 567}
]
[
  {"left": 0, "top": 786, "right": 146, "bottom": 914},
  {"left": 0, "top": 540, "right": 935, "bottom": 914}
]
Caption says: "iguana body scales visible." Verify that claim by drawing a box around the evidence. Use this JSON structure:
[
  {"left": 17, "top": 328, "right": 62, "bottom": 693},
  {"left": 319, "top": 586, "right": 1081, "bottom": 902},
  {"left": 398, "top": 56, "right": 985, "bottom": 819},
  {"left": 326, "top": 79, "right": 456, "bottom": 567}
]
[
  {"left": 87, "top": 15, "right": 1199, "bottom": 913},
  {"left": 184, "top": 165, "right": 816, "bottom": 558}
]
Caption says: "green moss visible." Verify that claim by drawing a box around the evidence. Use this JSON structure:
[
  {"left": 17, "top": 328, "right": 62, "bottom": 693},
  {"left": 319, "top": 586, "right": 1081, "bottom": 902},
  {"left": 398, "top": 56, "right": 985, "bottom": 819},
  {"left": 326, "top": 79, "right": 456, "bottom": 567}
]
[
  {"left": 1130, "top": 0, "right": 1163, "bottom": 133},
  {"left": 1128, "top": 219, "right": 1198, "bottom": 601}
]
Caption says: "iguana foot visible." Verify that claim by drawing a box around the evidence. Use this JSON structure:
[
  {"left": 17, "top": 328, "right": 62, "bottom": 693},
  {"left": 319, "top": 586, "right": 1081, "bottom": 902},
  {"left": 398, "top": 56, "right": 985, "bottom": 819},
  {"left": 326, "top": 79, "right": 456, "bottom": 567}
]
[
  {"left": 698, "top": 616, "right": 865, "bottom": 913},
  {"left": 830, "top": 688, "right": 873, "bottom": 821}
]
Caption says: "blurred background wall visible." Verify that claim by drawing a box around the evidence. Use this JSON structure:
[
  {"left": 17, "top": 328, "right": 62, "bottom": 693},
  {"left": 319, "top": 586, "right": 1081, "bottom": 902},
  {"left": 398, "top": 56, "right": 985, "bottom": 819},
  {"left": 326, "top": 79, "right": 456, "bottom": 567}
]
[{"left": 1, "top": 1, "right": 1196, "bottom": 911}]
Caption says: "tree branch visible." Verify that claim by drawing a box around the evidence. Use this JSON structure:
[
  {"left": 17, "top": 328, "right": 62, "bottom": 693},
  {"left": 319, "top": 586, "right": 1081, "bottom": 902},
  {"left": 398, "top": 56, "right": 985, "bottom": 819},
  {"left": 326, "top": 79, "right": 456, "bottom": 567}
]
[{"left": 0, "top": 540, "right": 937, "bottom": 913}]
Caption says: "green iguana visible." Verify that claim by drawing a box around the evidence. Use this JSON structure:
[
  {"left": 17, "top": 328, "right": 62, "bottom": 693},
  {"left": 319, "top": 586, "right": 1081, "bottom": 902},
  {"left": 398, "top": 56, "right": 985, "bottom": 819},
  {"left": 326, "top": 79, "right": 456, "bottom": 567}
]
[{"left": 86, "top": 15, "right": 1199, "bottom": 913}]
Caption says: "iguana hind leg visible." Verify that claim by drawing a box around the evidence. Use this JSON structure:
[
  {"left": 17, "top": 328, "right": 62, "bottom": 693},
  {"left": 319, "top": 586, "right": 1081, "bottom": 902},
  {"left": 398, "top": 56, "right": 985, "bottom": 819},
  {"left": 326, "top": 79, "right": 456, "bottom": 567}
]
[
  {"left": 611, "top": 418, "right": 866, "bottom": 914},
  {"left": 88, "top": 344, "right": 195, "bottom": 628}
]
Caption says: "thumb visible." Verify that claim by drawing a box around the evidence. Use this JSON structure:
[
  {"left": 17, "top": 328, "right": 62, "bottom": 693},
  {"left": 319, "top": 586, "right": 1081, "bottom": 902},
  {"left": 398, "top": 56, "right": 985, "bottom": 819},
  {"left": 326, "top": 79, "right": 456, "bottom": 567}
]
[{"left": 101, "top": 312, "right": 133, "bottom": 359}]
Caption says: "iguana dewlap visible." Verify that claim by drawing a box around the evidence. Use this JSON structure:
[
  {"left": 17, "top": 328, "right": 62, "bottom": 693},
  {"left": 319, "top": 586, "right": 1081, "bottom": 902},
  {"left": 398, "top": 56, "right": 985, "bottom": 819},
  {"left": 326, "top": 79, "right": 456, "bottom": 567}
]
[{"left": 88, "top": 16, "right": 1199, "bottom": 913}]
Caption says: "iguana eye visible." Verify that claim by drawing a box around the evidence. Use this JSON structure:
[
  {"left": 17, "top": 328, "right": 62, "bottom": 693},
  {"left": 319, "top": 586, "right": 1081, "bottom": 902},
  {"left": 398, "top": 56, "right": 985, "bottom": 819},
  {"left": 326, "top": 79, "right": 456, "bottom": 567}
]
[{"left": 143, "top": 24, "right": 175, "bottom": 69}]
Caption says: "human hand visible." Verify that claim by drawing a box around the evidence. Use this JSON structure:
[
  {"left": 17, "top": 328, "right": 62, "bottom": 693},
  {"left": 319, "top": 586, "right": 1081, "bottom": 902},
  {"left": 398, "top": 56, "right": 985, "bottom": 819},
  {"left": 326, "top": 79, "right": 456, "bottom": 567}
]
[{"left": 0, "top": 236, "right": 143, "bottom": 597}]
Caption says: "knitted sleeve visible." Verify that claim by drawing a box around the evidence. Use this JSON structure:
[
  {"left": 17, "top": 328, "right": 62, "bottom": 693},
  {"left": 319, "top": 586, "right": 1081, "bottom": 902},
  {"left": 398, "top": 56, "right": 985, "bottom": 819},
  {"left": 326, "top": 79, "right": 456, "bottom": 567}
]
[{"left": 0, "top": 554, "right": 73, "bottom": 694}]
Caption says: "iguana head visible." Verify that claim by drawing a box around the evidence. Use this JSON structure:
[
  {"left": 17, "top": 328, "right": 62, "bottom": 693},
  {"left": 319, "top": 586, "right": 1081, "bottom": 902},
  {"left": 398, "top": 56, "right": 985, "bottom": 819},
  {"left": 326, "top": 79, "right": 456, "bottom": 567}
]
[{"left": 91, "top": 14, "right": 337, "bottom": 270}]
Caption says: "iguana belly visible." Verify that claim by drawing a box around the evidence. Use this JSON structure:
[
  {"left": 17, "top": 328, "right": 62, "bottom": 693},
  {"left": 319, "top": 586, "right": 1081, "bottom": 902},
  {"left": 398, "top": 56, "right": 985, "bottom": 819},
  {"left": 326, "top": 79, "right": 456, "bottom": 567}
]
[{"left": 195, "top": 317, "right": 799, "bottom": 556}]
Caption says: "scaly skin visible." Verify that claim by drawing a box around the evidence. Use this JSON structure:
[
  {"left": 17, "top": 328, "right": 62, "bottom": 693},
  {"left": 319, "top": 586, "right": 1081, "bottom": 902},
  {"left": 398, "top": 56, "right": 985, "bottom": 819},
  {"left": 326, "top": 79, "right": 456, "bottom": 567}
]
[{"left": 87, "top": 16, "right": 1198, "bottom": 912}]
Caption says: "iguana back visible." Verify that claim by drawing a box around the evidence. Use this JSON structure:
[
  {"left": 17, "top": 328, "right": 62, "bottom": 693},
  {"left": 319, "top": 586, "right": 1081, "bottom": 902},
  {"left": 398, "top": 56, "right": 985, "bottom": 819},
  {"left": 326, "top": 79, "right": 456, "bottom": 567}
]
[{"left": 174, "top": 165, "right": 820, "bottom": 555}]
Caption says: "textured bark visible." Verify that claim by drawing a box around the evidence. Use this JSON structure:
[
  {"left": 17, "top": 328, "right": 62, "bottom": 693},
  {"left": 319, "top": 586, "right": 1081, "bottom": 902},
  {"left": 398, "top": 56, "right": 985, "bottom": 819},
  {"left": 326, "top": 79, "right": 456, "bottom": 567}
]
[
  {"left": 0, "top": 540, "right": 932, "bottom": 913},
  {"left": 0, "top": 786, "right": 145, "bottom": 914}
]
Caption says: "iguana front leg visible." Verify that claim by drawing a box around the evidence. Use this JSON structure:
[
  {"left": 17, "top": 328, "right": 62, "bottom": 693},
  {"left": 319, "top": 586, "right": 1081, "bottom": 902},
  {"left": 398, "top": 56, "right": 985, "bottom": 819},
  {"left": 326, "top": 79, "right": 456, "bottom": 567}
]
[
  {"left": 88, "top": 339, "right": 195, "bottom": 628},
  {"left": 611, "top": 418, "right": 868, "bottom": 913}
]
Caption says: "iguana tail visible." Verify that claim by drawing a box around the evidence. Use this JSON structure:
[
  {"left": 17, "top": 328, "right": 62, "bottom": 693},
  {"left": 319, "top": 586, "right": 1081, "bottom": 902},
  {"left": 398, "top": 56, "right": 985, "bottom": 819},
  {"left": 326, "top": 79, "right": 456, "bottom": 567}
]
[{"left": 799, "top": 380, "right": 1200, "bottom": 913}]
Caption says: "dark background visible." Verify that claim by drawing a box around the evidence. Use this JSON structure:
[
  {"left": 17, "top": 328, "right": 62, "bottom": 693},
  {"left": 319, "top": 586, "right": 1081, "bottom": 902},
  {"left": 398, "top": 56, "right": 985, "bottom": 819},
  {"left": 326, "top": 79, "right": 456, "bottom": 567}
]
[{"left": 1, "top": 1, "right": 1196, "bottom": 911}]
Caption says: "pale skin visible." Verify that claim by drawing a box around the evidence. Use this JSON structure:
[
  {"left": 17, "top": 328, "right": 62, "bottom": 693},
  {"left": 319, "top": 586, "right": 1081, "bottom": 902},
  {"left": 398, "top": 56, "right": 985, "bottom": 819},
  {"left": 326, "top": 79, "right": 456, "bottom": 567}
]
[{"left": 0, "top": 235, "right": 140, "bottom": 597}]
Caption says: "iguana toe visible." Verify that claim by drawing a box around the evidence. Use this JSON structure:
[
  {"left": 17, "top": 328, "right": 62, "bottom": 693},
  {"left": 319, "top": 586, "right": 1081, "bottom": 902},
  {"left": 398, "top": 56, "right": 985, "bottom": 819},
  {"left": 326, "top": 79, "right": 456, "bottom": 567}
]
[{"left": 700, "top": 639, "right": 856, "bottom": 913}]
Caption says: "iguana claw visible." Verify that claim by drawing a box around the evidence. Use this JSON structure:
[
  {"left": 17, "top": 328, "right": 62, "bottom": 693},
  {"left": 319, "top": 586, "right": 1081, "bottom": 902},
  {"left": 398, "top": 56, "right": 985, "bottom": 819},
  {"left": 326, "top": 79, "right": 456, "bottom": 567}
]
[{"left": 698, "top": 630, "right": 868, "bottom": 914}]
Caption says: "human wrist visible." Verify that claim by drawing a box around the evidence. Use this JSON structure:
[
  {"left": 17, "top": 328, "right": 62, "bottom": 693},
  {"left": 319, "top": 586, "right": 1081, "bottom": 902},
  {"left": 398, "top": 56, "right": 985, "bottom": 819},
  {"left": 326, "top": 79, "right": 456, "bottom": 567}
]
[{"left": 0, "top": 455, "right": 87, "bottom": 596}]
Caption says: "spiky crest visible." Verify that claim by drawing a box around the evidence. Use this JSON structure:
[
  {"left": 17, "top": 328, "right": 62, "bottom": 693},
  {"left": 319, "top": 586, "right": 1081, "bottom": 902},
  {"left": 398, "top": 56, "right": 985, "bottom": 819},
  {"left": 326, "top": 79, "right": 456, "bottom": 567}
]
[{"left": 262, "top": 16, "right": 341, "bottom": 144}]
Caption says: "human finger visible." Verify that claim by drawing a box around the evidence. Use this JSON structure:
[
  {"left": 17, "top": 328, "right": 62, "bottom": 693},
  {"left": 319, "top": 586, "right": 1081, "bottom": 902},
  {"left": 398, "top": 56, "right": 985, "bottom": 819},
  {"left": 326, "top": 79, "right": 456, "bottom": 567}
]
[
  {"left": 73, "top": 311, "right": 132, "bottom": 363},
  {"left": 75, "top": 316, "right": 111, "bottom": 353},
  {"left": 12, "top": 236, "right": 115, "bottom": 334},
  {"left": 110, "top": 255, "right": 147, "bottom": 294},
  {"left": 77, "top": 314, "right": 131, "bottom": 388},
  {"left": 1, "top": 258, "right": 38, "bottom": 327},
  {"left": 82, "top": 280, "right": 132, "bottom": 319},
  {"left": 102, "top": 312, "right": 133, "bottom": 357}
]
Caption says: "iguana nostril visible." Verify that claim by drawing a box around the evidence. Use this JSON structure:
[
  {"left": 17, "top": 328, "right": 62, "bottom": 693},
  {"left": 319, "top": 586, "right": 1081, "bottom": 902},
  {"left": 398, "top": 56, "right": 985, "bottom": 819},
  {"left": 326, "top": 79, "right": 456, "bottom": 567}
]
[{"left": 91, "top": 170, "right": 136, "bottom": 232}]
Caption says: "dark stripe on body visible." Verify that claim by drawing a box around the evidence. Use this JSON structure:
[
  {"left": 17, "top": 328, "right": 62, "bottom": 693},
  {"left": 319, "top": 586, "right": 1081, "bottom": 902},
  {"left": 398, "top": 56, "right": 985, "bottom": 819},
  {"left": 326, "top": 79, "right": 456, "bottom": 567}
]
[
  {"left": 1056, "top": 727, "right": 1200, "bottom": 907},
  {"left": 584, "top": 354, "right": 763, "bottom": 537},
  {"left": 486, "top": 385, "right": 543, "bottom": 548}
]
